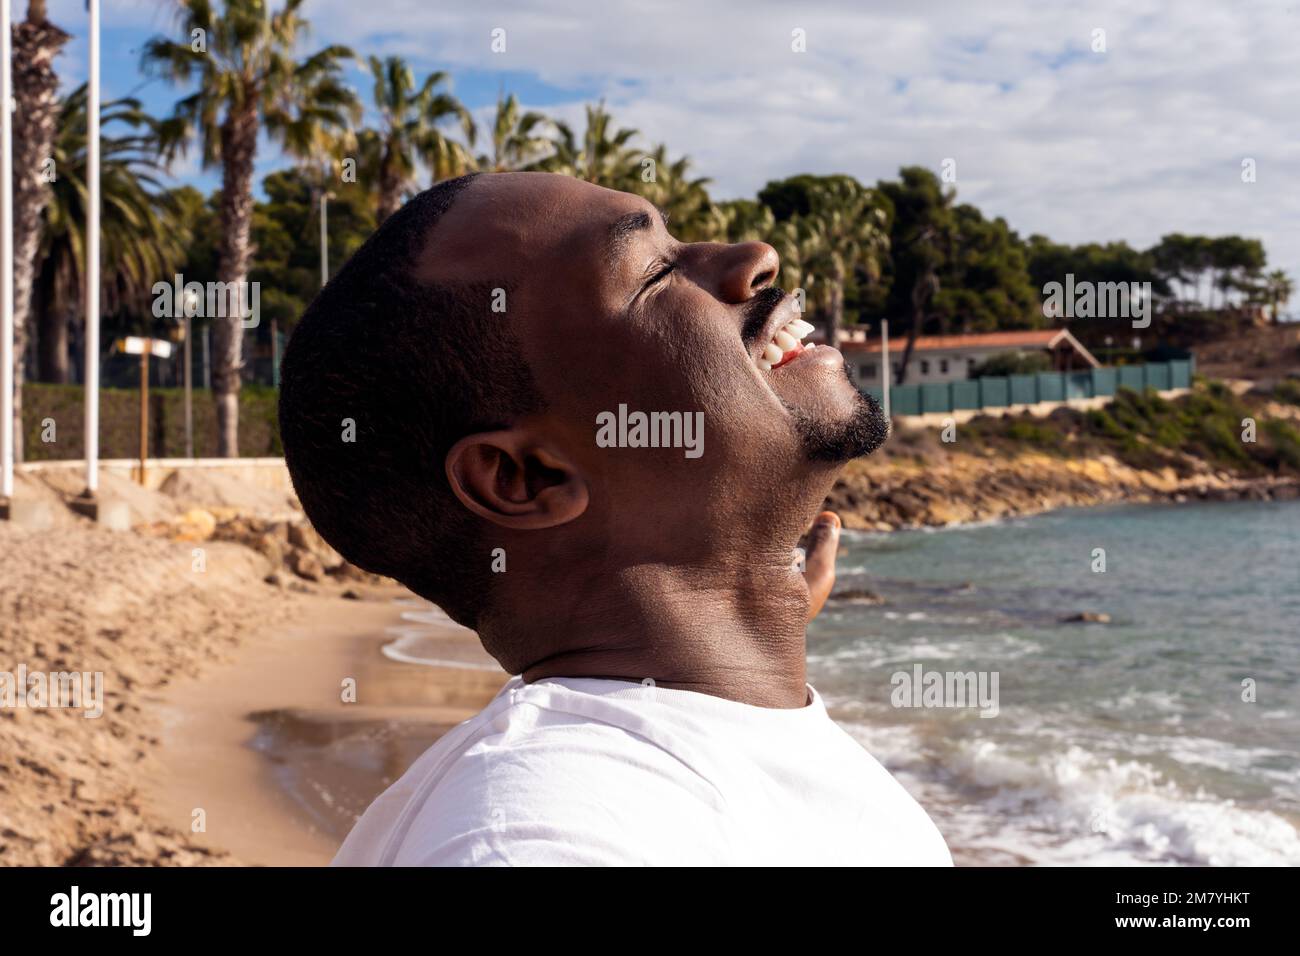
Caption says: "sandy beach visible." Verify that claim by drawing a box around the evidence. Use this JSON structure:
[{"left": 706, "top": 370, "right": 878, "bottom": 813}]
[
  {"left": 0, "top": 466, "right": 506, "bottom": 866},
  {"left": 1, "top": 515, "right": 294, "bottom": 865},
  {"left": 145, "top": 590, "right": 505, "bottom": 866}
]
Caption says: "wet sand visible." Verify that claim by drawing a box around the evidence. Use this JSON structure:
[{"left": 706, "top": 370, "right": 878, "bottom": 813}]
[{"left": 144, "top": 588, "right": 507, "bottom": 866}]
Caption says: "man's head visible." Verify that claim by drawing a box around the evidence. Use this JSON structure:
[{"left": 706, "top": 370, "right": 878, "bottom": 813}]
[{"left": 279, "top": 172, "right": 885, "bottom": 670}]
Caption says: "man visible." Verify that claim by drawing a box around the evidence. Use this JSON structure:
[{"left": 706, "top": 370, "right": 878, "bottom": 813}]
[{"left": 279, "top": 171, "right": 952, "bottom": 866}]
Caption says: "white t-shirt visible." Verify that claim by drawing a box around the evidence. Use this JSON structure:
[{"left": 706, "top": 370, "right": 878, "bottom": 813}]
[{"left": 332, "top": 675, "right": 952, "bottom": 866}]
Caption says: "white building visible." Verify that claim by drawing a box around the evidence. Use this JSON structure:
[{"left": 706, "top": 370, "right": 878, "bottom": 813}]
[{"left": 836, "top": 328, "right": 1100, "bottom": 386}]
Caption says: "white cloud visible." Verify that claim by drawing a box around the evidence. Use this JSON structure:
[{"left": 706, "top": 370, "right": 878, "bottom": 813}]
[{"left": 33, "top": 0, "right": 1300, "bottom": 286}]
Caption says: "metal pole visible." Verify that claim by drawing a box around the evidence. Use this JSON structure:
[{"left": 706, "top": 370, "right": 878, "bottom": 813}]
[
  {"left": 271, "top": 318, "right": 280, "bottom": 388},
  {"left": 320, "top": 191, "right": 328, "bottom": 286},
  {"left": 138, "top": 343, "right": 148, "bottom": 485},
  {"left": 881, "top": 319, "right": 891, "bottom": 429},
  {"left": 184, "top": 315, "right": 193, "bottom": 457},
  {"left": 84, "top": 0, "right": 101, "bottom": 496},
  {"left": 1, "top": 0, "right": 15, "bottom": 504}
]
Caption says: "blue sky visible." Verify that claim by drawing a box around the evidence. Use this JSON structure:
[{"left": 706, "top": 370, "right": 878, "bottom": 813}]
[
  {"left": 26, "top": 0, "right": 1300, "bottom": 289},
  {"left": 44, "top": 2, "right": 606, "bottom": 198}
]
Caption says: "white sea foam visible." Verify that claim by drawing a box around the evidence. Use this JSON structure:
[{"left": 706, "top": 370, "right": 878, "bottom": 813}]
[
  {"left": 380, "top": 634, "right": 500, "bottom": 670},
  {"left": 842, "top": 721, "right": 1300, "bottom": 866},
  {"left": 911, "top": 516, "right": 1012, "bottom": 534},
  {"left": 1097, "top": 689, "right": 1184, "bottom": 713},
  {"left": 378, "top": 603, "right": 498, "bottom": 670},
  {"left": 808, "top": 632, "right": 1042, "bottom": 670}
]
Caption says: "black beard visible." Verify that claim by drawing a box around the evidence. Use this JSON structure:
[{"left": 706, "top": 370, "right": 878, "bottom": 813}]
[{"left": 783, "top": 364, "right": 889, "bottom": 462}]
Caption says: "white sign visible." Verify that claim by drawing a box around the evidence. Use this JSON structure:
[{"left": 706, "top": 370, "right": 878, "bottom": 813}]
[{"left": 118, "top": 336, "right": 172, "bottom": 359}]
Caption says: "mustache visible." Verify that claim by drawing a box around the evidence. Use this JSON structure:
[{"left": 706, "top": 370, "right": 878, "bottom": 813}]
[{"left": 740, "top": 287, "right": 788, "bottom": 348}]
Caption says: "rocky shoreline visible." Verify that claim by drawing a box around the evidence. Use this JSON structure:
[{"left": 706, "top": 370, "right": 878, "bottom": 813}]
[{"left": 826, "top": 450, "right": 1300, "bottom": 532}]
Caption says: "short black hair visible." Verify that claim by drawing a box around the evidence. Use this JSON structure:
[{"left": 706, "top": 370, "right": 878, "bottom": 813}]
[{"left": 279, "top": 173, "right": 544, "bottom": 629}]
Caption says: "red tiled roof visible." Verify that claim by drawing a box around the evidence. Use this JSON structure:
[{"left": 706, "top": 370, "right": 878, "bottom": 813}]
[{"left": 843, "top": 329, "right": 1064, "bottom": 353}]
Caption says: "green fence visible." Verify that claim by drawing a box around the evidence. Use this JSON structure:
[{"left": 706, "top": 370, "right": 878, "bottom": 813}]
[
  {"left": 21, "top": 382, "right": 283, "bottom": 460},
  {"left": 865, "top": 360, "right": 1194, "bottom": 418}
]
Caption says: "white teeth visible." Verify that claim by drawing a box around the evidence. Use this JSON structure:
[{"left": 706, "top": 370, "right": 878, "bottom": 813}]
[{"left": 757, "top": 317, "right": 816, "bottom": 371}]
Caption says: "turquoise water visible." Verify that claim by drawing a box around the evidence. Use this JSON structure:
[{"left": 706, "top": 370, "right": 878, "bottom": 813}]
[{"left": 809, "top": 500, "right": 1300, "bottom": 866}]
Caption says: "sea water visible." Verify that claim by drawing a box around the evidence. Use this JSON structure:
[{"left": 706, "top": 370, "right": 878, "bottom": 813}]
[{"left": 809, "top": 499, "right": 1300, "bottom": 865}]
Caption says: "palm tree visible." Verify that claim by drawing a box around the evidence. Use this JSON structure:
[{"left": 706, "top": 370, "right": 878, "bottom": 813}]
[
  {"left": 630, "top": 145, "right": 714, "bottom": 240},
  {"left": 142, "top": 0, "right": 358, "bottom": 456},
  {"left": 1263, "top": 270, "right": 1295, "bottom": 325},
  {"left": 781, "top": 180, "right": 889, "bottom": 351},
  {"left": 32, "top": 86, "right": 188, "bottom": 383},
  {"left": 9, "top": 0, "right": 71, "bottom": 460},
  {"left": 770, "top": 216, "right": 829, "bottom": 322},
  {"left": 542, "top": 101, "right": 642, "bottom": 189},
  {"left": 360, "top": 55, "right": 474, "bottom": 222},
  {"left": 699, "top": 199, "right": 775, "bottom": 245},
  {"left": 477, "top": 91, "right": 554, "bottom": 173}
]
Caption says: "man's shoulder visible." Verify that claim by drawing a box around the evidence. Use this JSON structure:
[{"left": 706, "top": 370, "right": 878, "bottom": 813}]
[{"left": 338, "top": 683, "right": 733, "bottom": 865}]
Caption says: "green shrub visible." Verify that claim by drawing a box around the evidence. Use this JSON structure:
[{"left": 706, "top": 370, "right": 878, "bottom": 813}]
[
  {"left": 1272, "top": 379, "right": 1300, "bottom": 407},
  {"left": 1052, "top": 380, "right": 1299, "bottom": 475},
  {"left": 1005, "top": 419, "right": 1063, "bottom": 449},
  {"left": 1262, "top": 419, "right": 1300, "bottom": 470},
  {"left": 969, "top": 351, "right": 1053, "bottom": 378}
]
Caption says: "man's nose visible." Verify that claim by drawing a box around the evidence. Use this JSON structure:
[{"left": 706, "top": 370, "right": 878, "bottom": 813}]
[{"left": 716, "top": 241, "right": 780, "bottom": 303}]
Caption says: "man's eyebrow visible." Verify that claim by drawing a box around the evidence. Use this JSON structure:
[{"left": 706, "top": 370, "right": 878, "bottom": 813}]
[{"left": 607, "top": 206, "right": 670, "bottom": 268}]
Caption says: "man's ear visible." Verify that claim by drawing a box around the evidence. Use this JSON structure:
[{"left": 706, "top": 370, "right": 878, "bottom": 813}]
[{"left": 445, "top": 430, "right": 588, "bottom": 529}]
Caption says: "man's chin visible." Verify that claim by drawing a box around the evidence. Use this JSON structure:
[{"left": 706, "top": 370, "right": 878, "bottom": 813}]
[{"left": 784, "top": 387, "right": 889, "bottom": 463}]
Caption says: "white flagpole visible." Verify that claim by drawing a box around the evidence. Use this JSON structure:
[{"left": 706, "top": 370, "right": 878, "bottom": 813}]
[
  {"left": 1, "top": 0, "right": 15, "bottom": 504},
  {"left": 881, "top": 319, "right": 892, "bottom": 430},
  {"left": 320, "top": 190, "right": 328, "bottom": 286},
  {"left": 84, "top": 0, "right": 100, "bottom": 496}
]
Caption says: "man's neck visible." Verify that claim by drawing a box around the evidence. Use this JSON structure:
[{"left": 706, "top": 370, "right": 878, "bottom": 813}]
[{"left": 516, "top": 552, "right": 811, "bottom": 709}]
